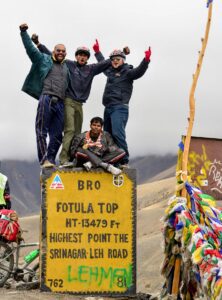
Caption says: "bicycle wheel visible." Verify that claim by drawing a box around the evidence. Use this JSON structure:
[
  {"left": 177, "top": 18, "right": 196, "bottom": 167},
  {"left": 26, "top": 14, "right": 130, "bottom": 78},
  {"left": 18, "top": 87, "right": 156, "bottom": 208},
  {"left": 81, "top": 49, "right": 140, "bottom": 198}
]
[
  {"left": 0, "top": 241, "right": 14, "bottom": 287},
  {"left": 27, "top": 262, "right": 39, "bottom": 282}
]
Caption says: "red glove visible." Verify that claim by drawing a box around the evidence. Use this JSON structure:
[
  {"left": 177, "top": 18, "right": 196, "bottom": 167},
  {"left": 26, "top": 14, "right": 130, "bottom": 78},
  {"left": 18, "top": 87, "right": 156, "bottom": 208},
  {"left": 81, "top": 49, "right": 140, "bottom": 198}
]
[
  {"left": 93, "top": 39, "right": 100, "bottom": 53},
  {"left": 145, "top": 47, "right": 151, "bottom": 61}
]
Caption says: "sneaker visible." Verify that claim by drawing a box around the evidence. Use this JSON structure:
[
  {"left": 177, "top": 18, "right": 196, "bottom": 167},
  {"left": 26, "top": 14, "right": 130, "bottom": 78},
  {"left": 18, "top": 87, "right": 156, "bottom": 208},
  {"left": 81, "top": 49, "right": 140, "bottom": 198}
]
[
  {"left": 59, "top": 161, "right": 73, "bottom": 168},
  {"left": 42, "top": 160, "right": 55, "bottom": 168},
  {"left": 107, "top": 164, "right": 122, "bottom": 175},
  {"left": 120, "top": 164, "right": 129, "bottom": 169},
  {"left": 83, "top": 161, "right": 93, "bottom": 171}
]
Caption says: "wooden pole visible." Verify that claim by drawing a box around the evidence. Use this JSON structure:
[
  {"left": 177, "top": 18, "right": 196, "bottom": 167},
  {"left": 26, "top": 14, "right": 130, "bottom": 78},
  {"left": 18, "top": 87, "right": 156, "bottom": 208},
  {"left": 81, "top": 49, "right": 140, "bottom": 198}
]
[
  {"left": 181, "top": 3, "right": 213, "bottom": 186},
  {"left": 172, "top": 3, "right": 213, "bottom": 297}
]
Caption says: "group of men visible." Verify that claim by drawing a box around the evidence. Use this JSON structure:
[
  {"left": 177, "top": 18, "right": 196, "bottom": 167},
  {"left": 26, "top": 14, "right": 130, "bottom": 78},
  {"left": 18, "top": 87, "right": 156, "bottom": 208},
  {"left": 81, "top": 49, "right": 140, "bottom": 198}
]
[{"left": 20, "top": 23, "right": 151, "bottom": 175}]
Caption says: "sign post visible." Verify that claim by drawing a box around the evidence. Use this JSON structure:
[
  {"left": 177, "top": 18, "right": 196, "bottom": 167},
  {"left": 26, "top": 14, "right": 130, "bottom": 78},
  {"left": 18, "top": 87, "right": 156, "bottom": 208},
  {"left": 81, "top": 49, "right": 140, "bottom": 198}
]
[{"left": 40, "top": 168, "right": 136, "bottom": 295}]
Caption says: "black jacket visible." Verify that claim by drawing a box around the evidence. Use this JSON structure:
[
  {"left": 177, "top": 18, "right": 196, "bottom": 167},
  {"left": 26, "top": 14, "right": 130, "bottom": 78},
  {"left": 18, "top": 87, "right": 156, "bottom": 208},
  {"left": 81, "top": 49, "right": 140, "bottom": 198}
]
[
  {"left": 38, "top": 45, "right": 110, "bottom": 103},
  {"left": 70, "top": 131, "right": 120, "bottom": 158},
  {"left": 95, "top": 52, "right": 149, "bottom": 107}
]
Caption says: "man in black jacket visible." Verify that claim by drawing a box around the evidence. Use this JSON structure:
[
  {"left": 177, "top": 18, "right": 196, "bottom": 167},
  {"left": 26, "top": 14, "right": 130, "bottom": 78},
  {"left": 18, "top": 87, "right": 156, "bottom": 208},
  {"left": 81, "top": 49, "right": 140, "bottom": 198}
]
[
  {"left": 93, "top": 41, "right": 152, "bottom": 167},
  {"left": 70, "top": 117, "right": 125, "bottom": 175},
  {"left": 31, "top": 34, "right": 111, "bottom": 167}
]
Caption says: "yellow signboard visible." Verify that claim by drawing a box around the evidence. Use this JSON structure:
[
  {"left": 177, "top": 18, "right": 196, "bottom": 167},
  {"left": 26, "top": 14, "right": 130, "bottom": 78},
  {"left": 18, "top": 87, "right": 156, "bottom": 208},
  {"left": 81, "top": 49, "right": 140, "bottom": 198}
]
[{"left": 40, "top": 169, "right": 136, "bottom": 295}]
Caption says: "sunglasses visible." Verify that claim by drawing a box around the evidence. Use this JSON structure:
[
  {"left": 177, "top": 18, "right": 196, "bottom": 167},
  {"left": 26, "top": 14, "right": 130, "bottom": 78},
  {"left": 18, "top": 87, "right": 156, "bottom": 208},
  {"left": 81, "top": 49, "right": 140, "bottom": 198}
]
[
  {"left": 111, "top": 57, "right": 122, "bottom": 62},
  {"left": 56, "top": 49, "right": 66, "bottom": 53}
]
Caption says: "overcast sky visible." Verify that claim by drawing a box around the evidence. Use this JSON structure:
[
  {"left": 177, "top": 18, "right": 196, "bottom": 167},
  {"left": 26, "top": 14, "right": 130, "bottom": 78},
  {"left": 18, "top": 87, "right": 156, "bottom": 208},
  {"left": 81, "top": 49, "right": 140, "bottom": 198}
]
[{"left": 1, "top": 0, "right": 222, "bottom": 160}]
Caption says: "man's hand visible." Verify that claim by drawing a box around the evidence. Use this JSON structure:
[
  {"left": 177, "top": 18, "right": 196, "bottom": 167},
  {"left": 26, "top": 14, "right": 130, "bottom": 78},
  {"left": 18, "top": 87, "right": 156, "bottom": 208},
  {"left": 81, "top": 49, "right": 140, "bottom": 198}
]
[
  {"left": 145, "top": 47, "right": 151, "bottom": 61},
  {"left": 19, "top": 23, "right": 28, "bottom": 32},
  {"left": 93, "top": 39, "right": 100, "bottom": 53},
  {"left": 31, "top": 33, "right": 40, "bottom": 46},
  {"left": 123, "top": 46, "right": 130, "bottom": 55}
]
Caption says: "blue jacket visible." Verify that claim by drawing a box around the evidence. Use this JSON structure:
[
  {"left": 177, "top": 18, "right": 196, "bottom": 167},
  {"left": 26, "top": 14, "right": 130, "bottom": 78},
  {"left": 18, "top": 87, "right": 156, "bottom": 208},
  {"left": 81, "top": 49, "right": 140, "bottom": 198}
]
[
  {"left": 21, "top": 31, "right": 68, "bottom": 100},
  {"left": 95, "top": 52, "right": 149, "bottom": 107},
  {"left": 38, "top": 45, "right": 111, "bottom": 103}
]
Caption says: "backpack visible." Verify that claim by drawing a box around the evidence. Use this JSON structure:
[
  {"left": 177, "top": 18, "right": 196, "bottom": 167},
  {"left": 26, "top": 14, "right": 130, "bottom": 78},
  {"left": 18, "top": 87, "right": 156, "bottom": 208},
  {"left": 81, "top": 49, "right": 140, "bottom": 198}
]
[{"left": 0, "top": 209, "right": 20, "bottom": 242}]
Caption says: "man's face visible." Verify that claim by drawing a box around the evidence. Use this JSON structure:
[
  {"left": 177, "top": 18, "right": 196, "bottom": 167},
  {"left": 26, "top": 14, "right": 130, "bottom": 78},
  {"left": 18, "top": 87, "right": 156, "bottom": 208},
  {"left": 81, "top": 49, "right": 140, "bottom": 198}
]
[
  {"left": 53, "top": 44, "right": 66, "bottom": 62},
  {"left": 90, "top": 122, "right": 102, "bottom": 136},
  {"left": 111, "top": 56, "right": 124, "bottom": 69},
  {"left": 76, "top": 53, "right": 89, "bottom": 65}
]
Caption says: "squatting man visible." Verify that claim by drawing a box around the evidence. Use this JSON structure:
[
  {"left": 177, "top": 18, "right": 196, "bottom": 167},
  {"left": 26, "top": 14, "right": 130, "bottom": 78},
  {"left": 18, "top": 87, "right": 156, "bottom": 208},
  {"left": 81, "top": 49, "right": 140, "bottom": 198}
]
[{"left": 70, "top": 117, "right": 125, "bottom": 175}]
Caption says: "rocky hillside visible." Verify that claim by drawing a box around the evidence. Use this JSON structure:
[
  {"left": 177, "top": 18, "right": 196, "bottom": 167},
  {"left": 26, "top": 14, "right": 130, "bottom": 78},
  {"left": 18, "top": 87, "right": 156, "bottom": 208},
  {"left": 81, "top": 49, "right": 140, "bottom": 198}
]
[
  {"left": 130, "top": 154, "right": 176, "bottom": 184},
  {"left": 0, "top": 160, "right": 41, "bottom": 216}
]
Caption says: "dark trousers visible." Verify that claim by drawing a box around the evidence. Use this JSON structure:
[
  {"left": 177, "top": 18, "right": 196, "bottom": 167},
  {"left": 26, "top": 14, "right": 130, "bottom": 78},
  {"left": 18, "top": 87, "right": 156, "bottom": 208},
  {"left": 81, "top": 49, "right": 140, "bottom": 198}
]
[
  {"left": 35, "top": 95, "right": 64, "bottom": 164},
  {"left": 104, "top": 105, "right": 129, "bottom": 164},
  {"left": 76, "top": 147, "right": 126, "bottom": 167}
]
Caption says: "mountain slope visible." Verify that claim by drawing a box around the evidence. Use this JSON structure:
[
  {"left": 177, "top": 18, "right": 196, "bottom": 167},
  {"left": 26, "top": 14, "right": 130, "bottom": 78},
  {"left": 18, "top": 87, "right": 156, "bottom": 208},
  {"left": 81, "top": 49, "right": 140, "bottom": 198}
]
[
  {"left": 1, "top": 160, "right": 41, "bottom": 216},
  {"left": 0, "top": 154, "right": 176, "bottom": 216},
  {"left": 130, "top": 154, "right": 177, "bottom": 184}
]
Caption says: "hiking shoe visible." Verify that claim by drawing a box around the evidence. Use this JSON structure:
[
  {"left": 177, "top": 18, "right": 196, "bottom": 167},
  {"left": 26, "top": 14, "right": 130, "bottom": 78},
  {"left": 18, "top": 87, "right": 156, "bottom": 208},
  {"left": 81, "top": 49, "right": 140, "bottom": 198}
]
[
  {"left": 120, "top": 164, "right": 129, "bottom": 169},
  {"left": 107, "top": 164, "right": 122, "bottom": 175},
  {"left": 83, "top": 161, "right": 93, "bottom": 171},
  {"left": 59, "top": 161, "right": 73, "bottom": 168},
  {"left": 42, "top": 160, "right": 55, "bottom": 168}
]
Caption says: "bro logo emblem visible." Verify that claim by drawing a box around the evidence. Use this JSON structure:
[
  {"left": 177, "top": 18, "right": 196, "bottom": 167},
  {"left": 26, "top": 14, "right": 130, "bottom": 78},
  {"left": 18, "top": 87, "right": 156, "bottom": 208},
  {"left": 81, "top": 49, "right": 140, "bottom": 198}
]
[{"left": 113, "top": 175, "right": 124, "bottom": 187}]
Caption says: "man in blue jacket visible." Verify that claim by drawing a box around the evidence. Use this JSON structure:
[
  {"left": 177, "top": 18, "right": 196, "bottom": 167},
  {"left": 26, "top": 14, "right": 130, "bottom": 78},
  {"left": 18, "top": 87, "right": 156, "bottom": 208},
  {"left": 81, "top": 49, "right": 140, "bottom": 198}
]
[
  {"left": 31, "top": 34, "right": 111, "bottom": 167},
  {"left": 93, "top": 42, "right": 152, "bottom": 167},
  {"left": 20, "top": 23, "right": 69, "bottom": 168}
]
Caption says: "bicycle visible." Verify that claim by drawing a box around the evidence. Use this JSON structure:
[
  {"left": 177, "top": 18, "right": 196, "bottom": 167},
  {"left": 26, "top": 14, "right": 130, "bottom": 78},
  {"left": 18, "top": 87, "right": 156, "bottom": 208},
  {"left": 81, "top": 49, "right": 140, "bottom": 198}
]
[{"left": 0, "top": 236, "right": 39, "bottom": 287}]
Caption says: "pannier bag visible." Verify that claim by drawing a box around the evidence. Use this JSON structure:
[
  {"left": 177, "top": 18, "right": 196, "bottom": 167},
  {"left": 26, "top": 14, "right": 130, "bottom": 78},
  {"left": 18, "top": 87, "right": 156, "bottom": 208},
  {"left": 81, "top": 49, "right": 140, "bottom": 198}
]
[{"left": 0, "top": 209, "right": 20, "bottom": 242}]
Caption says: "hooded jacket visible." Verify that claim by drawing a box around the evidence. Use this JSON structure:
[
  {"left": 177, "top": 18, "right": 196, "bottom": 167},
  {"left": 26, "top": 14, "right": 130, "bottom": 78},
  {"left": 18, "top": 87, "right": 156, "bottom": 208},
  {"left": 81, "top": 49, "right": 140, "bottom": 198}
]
[
  {"left": 20, "top": 31, "right": 69, "bottom": 100},
  {"left": 70, "top": 131, "right": 120, "bottom": 158},
  {"left": 38, "top": 45, "right": 111, "bottom": 103},
  {"left": 95, "top": 52, "right": 149, "bottom": 107}
]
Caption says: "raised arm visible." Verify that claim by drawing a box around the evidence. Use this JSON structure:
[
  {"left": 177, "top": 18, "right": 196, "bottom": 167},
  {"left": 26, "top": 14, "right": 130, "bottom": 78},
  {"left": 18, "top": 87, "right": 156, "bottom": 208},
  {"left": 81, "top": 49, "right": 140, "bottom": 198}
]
[
  {"left": 128, "top": 47, "right": 151, "bottom": 80},
  {"left": 31, "top": 34, "right": 52, "bottom": 55},
  {"left": 20, "top": 23, "right": 43, "bottom": 63},
  {"left": 93, "top": 39, "right": 105, "bottom": 61},
  {"left": 92, "top": 39, "right": 111, "bottom": 76}
]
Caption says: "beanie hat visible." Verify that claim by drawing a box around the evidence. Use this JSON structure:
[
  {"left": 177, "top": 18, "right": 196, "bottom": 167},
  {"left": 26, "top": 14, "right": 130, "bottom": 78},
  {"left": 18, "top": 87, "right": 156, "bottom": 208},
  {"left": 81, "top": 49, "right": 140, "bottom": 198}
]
[
  {"left": 109, "top": 49, "right": 126, "bottom": 60},
  {"left": 75, "top": 46, "right": 90, "bottom": 58}
]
